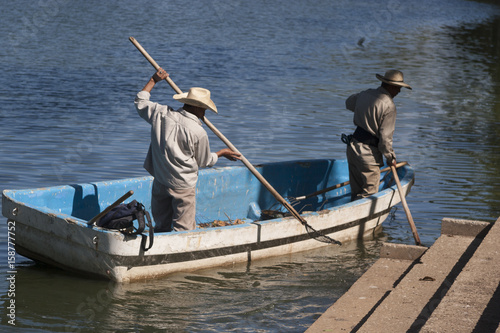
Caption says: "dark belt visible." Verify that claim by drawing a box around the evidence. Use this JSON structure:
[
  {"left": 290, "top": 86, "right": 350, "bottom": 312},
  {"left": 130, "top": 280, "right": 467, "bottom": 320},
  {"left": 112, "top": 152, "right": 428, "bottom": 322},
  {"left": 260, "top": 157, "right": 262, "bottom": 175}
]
[{"left": 352, "top": 126, "right": 379, "bottom": 147}]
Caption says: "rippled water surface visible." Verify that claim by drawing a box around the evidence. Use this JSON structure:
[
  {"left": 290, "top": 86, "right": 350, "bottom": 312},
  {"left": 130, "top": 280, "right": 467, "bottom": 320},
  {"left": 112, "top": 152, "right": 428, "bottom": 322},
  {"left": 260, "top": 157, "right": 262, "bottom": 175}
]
[{"left": 1, "top": 0, "right": 500, "bottom": 331}]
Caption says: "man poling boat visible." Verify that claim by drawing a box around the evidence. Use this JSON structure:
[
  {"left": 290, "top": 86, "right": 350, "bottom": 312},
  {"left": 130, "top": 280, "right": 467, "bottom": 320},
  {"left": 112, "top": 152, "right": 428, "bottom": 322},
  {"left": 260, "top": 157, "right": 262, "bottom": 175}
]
[
  {"left": 129, "top": 37, "right": 343, "bottom": 245},
  {"left": 343, "top": 70, "right": 421, "bottom": 245},
  {"left": 135, "top": 69, "right": 240, "bottom": 232}
]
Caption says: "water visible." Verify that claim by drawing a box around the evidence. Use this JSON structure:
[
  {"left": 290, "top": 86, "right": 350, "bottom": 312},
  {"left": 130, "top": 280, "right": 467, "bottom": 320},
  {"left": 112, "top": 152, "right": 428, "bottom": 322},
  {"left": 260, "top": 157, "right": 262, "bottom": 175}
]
[{"left": 1, "top": 0, "right": 500, "bottom": 331}]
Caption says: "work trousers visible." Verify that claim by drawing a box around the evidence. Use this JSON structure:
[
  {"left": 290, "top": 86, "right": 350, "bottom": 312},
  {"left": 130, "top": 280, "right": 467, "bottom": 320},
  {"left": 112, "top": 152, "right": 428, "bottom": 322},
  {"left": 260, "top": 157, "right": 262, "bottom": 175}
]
[
  {"left": 151, "top": 179, "right": 197, "bottom": 232},
  {"left": 346, "top": 139, "right": 382, "bottom": 201}
]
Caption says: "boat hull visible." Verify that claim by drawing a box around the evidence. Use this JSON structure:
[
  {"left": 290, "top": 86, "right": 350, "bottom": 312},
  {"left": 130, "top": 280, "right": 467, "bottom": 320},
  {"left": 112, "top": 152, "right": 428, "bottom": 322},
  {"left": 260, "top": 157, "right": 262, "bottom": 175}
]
[{"left": 2, "top": 159, "right": 414, "bottom": 282}]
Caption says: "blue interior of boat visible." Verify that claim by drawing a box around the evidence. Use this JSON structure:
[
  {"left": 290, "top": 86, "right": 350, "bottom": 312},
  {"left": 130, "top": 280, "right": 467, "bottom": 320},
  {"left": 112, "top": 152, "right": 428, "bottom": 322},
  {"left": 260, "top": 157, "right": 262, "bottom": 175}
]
[
  {"left": 196, "top": 159, "right": 351, "bottom": 221},
  {"left": 3, "top": 159, "right": 409, "bottom": 229}
]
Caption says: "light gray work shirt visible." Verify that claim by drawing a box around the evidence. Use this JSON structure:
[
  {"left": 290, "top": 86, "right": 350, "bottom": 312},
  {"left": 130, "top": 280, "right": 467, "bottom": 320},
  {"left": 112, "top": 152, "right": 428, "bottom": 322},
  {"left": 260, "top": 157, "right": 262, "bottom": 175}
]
[
  {"left": 135, "top": 91, "right": 218, "bottom": 189},
  {"left": 345, "top": 86, "right": 397, "bottom": 164}
]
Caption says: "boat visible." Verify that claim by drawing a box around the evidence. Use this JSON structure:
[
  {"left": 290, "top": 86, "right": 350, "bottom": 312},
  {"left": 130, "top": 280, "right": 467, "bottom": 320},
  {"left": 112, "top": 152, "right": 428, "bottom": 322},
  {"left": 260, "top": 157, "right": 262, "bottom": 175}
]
[{"left": 2, "top": 159, "right": 414, "bottom": 282}]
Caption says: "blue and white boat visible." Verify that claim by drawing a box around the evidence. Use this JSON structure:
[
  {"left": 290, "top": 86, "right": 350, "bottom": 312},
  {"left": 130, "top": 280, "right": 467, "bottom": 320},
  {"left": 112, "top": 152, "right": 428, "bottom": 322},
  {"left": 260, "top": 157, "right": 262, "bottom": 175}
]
[{"left": 2, "top": 159, "right": 414, "bottom": 282}]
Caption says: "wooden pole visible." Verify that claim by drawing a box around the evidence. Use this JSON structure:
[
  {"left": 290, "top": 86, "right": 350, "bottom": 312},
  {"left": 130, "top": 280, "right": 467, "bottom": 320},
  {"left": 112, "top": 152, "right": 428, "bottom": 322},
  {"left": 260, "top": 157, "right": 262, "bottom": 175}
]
[{"left": 391, "top": 166, "right": 421, "bottom": 245}]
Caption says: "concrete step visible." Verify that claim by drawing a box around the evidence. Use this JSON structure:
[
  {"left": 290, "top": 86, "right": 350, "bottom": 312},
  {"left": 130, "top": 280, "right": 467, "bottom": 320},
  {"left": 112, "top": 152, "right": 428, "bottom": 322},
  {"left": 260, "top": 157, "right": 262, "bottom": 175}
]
[
  {"left": 421, "top": 218, "right": 500, "bottom": 333},
  {"left": 304, "top": 243, "right": 427, "bottom": 333},
  {"left": 306, "top": 217, "right": 500, "bottom": 333}
]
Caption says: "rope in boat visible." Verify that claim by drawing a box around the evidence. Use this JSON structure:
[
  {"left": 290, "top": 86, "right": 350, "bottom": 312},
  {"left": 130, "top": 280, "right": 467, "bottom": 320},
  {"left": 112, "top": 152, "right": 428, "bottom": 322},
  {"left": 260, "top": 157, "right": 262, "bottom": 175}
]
[{"left": 304, "top": 223, "right": 342, "bottom": 245}]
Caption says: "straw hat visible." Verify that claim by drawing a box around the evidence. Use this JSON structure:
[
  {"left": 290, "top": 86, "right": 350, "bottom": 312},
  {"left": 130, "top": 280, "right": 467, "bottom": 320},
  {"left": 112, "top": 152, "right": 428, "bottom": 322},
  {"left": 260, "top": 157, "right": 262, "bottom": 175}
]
[
  {"left": 173, "top": 87, "right": 218, "bottom": 113},
  {"left": 376, "top": 70, "right": 412, "bottom": 90}
]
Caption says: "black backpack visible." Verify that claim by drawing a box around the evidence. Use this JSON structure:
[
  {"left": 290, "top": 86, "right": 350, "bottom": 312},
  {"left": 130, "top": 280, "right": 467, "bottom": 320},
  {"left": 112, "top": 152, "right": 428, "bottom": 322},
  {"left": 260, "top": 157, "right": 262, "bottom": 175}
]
[{"left": 97, "top": 200, "right": 154, "bottom": 251}]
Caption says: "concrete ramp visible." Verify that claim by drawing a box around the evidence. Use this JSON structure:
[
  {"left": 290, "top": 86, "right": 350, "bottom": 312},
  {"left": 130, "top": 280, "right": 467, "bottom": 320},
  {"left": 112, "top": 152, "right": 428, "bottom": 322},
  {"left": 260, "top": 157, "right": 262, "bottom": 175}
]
[{"left": 306, "top": 217, "right": 500, "bottom": 333}]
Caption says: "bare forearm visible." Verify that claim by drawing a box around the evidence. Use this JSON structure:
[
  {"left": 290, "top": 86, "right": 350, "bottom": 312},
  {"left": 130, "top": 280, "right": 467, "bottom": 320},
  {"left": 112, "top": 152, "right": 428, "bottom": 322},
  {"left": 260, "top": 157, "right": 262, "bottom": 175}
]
[{"left": 142, "top": 77, "right": 157, "bottom": 93}]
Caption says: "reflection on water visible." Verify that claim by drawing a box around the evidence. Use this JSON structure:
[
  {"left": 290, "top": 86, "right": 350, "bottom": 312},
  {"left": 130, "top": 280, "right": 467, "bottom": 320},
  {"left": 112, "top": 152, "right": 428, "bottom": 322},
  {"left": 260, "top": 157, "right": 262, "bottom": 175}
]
[
  {"left": 1, "top": 239, "right": 380, "bottom": 332},
  {"left": 0, "top": 0, "right": 499, "bottom": 331},
  {"left": 406, "top": 14, "right": 500, "bottom": 241}
]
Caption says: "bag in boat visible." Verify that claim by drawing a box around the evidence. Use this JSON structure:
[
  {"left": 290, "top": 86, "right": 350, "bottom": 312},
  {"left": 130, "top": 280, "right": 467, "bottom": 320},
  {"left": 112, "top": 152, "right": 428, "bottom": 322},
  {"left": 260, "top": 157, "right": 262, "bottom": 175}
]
[{"left": 97, "top": 200, "right": 154, "bottom": 251}]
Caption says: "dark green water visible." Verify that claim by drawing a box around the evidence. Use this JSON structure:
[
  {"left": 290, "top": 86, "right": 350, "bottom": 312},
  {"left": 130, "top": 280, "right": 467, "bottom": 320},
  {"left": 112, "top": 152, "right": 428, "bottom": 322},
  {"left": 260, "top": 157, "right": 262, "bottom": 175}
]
[{"left": 0, "top": 0, "right": 499, "bottom": 331}]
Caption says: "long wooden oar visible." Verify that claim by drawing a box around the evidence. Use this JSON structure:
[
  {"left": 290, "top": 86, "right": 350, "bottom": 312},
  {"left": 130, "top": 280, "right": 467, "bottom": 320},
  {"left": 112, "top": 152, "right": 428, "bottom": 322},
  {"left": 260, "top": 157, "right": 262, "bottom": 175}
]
[
  {"left": 129, "top": 37, "right": 312, "bottom": 229},
  {"left": 391, "top": 165, "right": 421, "bottom": 245},
  {"left": 288, "top": 161, "right": 408, "bottom": 204}
]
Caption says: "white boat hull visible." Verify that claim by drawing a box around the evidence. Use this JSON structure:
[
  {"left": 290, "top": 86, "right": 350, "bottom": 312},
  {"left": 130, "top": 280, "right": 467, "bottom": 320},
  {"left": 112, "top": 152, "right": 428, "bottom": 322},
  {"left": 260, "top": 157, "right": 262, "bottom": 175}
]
[{"left": 3, "top": 159, "right": 413, "bottom": 282}]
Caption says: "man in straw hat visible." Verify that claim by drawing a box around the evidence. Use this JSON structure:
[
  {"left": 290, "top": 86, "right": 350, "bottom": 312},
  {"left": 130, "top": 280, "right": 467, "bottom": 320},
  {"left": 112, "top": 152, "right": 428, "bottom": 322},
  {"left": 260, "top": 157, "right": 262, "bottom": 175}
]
[
  {"left": 135, "top": 68, "right": 241, "bottom": 232},
  {"left": 344, "top": 69, "right": 412, "bottom": 201}
]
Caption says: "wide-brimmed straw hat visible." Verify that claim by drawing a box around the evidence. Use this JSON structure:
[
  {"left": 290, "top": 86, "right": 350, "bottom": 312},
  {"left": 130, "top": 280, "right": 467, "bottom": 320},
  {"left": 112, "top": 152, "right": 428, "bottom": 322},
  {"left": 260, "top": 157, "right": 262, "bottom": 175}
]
[
  {"left": 376, "top": 70, "right": 412, "bottom": 90},
  {"left": 173, "top": 87, "right": 218, "bottom": 113}
]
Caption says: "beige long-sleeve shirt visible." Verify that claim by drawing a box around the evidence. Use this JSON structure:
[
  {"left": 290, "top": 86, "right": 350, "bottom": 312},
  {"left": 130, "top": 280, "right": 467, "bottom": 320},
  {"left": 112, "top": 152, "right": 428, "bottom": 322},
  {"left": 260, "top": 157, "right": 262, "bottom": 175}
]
[
  {"left": 135, "top": 91, "right": 218, "bottom": 189},
  {"left": 346, "top": 86, "right": 397, "bottom": 164}
]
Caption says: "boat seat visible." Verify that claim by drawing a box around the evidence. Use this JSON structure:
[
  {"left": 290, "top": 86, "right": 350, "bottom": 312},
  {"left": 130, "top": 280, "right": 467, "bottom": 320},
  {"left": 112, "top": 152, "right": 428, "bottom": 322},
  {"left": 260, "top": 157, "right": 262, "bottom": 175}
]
[{"left": 247, "top": 202, "right": 261, "bottom": 220}]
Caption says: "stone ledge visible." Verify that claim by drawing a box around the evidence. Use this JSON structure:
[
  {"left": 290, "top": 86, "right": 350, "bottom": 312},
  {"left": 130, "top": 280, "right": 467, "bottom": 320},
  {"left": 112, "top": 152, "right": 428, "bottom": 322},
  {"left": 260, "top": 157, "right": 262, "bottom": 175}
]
[
  {"left": 379, "top": 242, "right": 427, "bottom": 261},
  {"left": 306, "top": 218, "right": 499, "bottom": 333},
  {"left": 441, "top": 217, "right": 491, "bottom": 237}
]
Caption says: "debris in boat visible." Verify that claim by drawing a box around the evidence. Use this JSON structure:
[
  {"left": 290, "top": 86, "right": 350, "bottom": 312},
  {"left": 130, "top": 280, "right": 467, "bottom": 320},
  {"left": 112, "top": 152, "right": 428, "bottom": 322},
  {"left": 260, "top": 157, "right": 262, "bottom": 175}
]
[
  {"left": 198, "top": 219, "right": 245, "bottom": 228},
  {"left": 260, "top": 209, "right": 316, "bottom": 220},
  {"left": 260, "top": 209, "right": 292, "bottom": 220}
]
